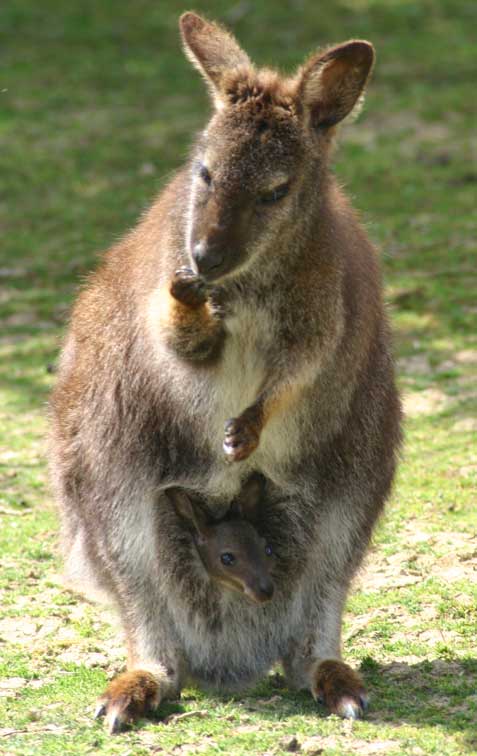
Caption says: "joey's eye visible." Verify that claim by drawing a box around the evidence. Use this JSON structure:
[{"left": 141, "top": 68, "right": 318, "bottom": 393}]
[
  {"left": 220, "top": 553, "right": 235, "bottom": 566},
  {"left": 199, "top": 164, "right": 212, "bottom": 186},
  {"left": 265, "top": 545, "right": 273, "bottom": 557},
  {"left": 258, "top": 183, "right": 289, "bottom": 205}
]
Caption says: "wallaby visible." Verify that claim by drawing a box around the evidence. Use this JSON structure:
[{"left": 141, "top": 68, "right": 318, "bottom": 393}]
[
  {"left": 49, "top": 11, "right": 402, "bottom": 734},
  {"left": 167, "top": 482, "right": 275, "bottom": 604}
]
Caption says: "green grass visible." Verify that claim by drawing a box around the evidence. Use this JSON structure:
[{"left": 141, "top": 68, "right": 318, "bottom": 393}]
[{"left": 1, "top": 1, "right": 476, "bottom": 754}]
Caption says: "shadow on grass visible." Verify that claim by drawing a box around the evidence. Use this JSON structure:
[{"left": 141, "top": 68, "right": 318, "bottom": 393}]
[
  {"left": 172, "top": 657, "right": 477, "bottom": 749},
  {"left": 362, "top": 657, "right": 477, "bottom": 750}
]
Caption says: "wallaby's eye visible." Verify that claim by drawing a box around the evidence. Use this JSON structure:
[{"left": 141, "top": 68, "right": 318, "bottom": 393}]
[
  {"left": 258, "top": 183, "right": 289, "bottom": 205},
  {"left": 265, "top": 545, "right": 273, "bottom": 557},
  {"left": 199, "top": 164, "right": 212, "bottom": 186},
  {"left": 220, "top": 552, "right": 235, "bottom": 566}
]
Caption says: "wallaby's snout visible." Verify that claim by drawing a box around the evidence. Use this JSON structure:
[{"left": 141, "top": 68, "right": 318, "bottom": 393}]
[
  {"left": 192, "top": 238, "right": 223, "bottom": 278},
  {"left": 191, "top": 197, "right": 229, "bottom": 278},
  {"left": 260, "top": 578, "right": 274, "bottom": 600},
  {"left": 189, "top": 184, "right": 252, "bottom": 281},
  {"left": 245, "top": 576, "right": 275, "bottom": 604},
  {"left": 192, "top": 223, "right": 229, "bottom": 279}
]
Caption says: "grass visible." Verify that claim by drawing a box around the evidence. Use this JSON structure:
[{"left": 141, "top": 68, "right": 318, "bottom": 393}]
[{"left": 0, "top": 0, "right": 476, "bottom": 754}]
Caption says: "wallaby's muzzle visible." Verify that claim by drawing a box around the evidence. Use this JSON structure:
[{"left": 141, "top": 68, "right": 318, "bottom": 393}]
[
  {"left": 192, "top": 239, "right": 224, "bottom": 279},
  {"left": 243, "top": 577, "right": 275, "bottom": 605},
  {"left": 190, "top": 188, "right": 251, "bottom": 281}
]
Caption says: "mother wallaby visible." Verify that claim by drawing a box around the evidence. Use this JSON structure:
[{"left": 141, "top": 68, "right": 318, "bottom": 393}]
[{"left": 49, "top": 12, "right": 401, "bottom": 733}]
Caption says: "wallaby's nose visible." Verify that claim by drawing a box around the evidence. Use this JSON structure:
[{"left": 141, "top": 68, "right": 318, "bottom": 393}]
[
  {"left": 258, "top": 579, "right": 274, "bottom": 601},
  {"left": 192, "top": 240, "right": 224, "bottom": 278},
  {"left": 244, "top": 578, "right": 275, "bottom": 604}
]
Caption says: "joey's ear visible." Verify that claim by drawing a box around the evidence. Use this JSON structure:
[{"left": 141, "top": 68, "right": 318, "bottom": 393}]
[
  {"left": 233, "top": 473, "right": 265, "bottom": 521},
  {"left": 297, "top": 40, "right": 375, "bottom": 129},
  {"left": 179, "top": 12, "right": 252, "bottom": 107},
  {"left": 166, "top": 489, "right": 210, "bottom": 539}
]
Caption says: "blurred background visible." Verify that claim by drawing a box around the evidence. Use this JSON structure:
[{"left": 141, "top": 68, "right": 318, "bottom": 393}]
[{"left": 0, "top": 2, "right": 476, "bottom": 753}]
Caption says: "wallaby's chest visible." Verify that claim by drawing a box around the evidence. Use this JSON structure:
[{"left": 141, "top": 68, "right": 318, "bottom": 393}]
[
  {"left": 154, "top": 298, "right": 303, "bottom": 499},
  {"left": 214, "top": 303, "right": 273, "bottom": 413},
  {"left": 162, "top": 301, "right": 274, "bottom": 425}
]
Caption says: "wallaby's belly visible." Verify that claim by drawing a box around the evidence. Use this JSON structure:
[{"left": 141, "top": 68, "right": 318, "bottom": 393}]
[{"left": 170, "top": 591, "right": 302, "bottom": 689}]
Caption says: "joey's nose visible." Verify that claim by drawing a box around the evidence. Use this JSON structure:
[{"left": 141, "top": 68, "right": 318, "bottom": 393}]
[
  {"left": 192, "top": 240, "right": 224, "bottom": 277},
  {"left": 258, "top": 580, "right": 274, "bottom": 601}
]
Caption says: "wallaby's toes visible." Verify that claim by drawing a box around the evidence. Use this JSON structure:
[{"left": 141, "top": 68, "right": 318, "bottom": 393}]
[
  {"left": 170, "top": 267, "right": 207, "bottom": 307},
  {"left": 334, "top": 693, "right": 368, "bottom": 719},
  {"left": 223, "top": 417, "right": 260, "bottom": 462},
  {"left": 312, "top": 659, "right": 368, "bottom": 720},
  {"left": 95, "top": 670, "right": 160, "bottom": 734},
  {"left": 94, "top": 701, "right": 107, "bottom": 719}
]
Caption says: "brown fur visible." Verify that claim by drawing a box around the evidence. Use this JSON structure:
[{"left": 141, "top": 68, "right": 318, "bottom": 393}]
[
  {"left": 312, "top": 659, "right": 367, "bottom": 717},
  {"left": 49, "top": 12, "right": 402, "bottom": 733},
  {"left": 160, "top": 270, "right": 225, "bottom": 361},
  {"left": 96, "top": 670, "right": 160, "bottom": 733}
]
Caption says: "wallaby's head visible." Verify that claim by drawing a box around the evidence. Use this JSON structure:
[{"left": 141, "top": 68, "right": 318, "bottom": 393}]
[
  {"left": 167, "top": 476, "right": 275, "bottom": 604},
  {"left": 180, "top": 12, "right": 375, "bottom": 282}
]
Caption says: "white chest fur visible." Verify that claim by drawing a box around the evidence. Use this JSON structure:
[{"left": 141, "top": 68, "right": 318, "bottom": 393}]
[
  {"left": 149, "top": 294, "right": 304, "bottom": 499},
  {"left": 212, "top": 303, "right": 271, "bottom": 423}
]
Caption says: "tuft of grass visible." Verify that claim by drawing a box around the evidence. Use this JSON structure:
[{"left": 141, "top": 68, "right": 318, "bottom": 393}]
[{"left": 1, "top": 1, "right": 476, "bottom": 754}]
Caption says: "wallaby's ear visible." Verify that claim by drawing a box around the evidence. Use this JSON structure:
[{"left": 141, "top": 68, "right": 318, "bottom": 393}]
[
  {"left": 232, "top": 473, "right": 265, "bottom": 521},
  {"left": 167, "top": 488, "right": 210, "bottom": 540},
  {"left": 297, "top": 40, "right": 375, "bottom": 129},
  {"left": 179, "top": 12, "right": 252, "bottom": 107}
]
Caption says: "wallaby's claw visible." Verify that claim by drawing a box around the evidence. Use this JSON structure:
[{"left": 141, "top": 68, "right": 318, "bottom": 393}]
[
  {"left": 106, "top": 707, "right": 123, "bottom": 735},
  {"left": 170, "top": 267, "right": 207, "bottom": 308},
  {"left": 94, "top": 701, "right": 107, "bottom": 719},
  {"left": 95, "top": 670, "right": 160, "bottom": 734},
  {"left": 223, "top": 417, "right": 260, "bottom": 462},
  {"left": 334, "top": 694, "right": 367, "bottom": 719},
  {"left": 359, "top": 693, "right": 369, "bottom": 713},
  {"left": 94, "top": 692, "right": 133, "bottom": 734},
  {"left": 312, "top": 659, "right": 368, "bottom": 720}
]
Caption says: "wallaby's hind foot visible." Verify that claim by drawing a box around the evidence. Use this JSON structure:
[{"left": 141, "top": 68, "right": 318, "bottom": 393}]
[
  {"left": 311, "top": 660, "right": 368, "bottom": 720},
  {"left": 95, "top": 670, "right": 160, "bottom": 734}
]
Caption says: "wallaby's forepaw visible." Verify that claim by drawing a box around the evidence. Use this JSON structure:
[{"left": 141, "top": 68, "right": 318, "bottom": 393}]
[
  {"left": 223, "top": 415, "right": 260, "bottom": 462},
  {"left": 170, "top": 267, "right": 207, "bottom": 308},
  {"left": 95, "top": 670, "right": 160, "bottom": 734},
  {"left": 311, "top": 659, "right": 368, "bottom": 720}
]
